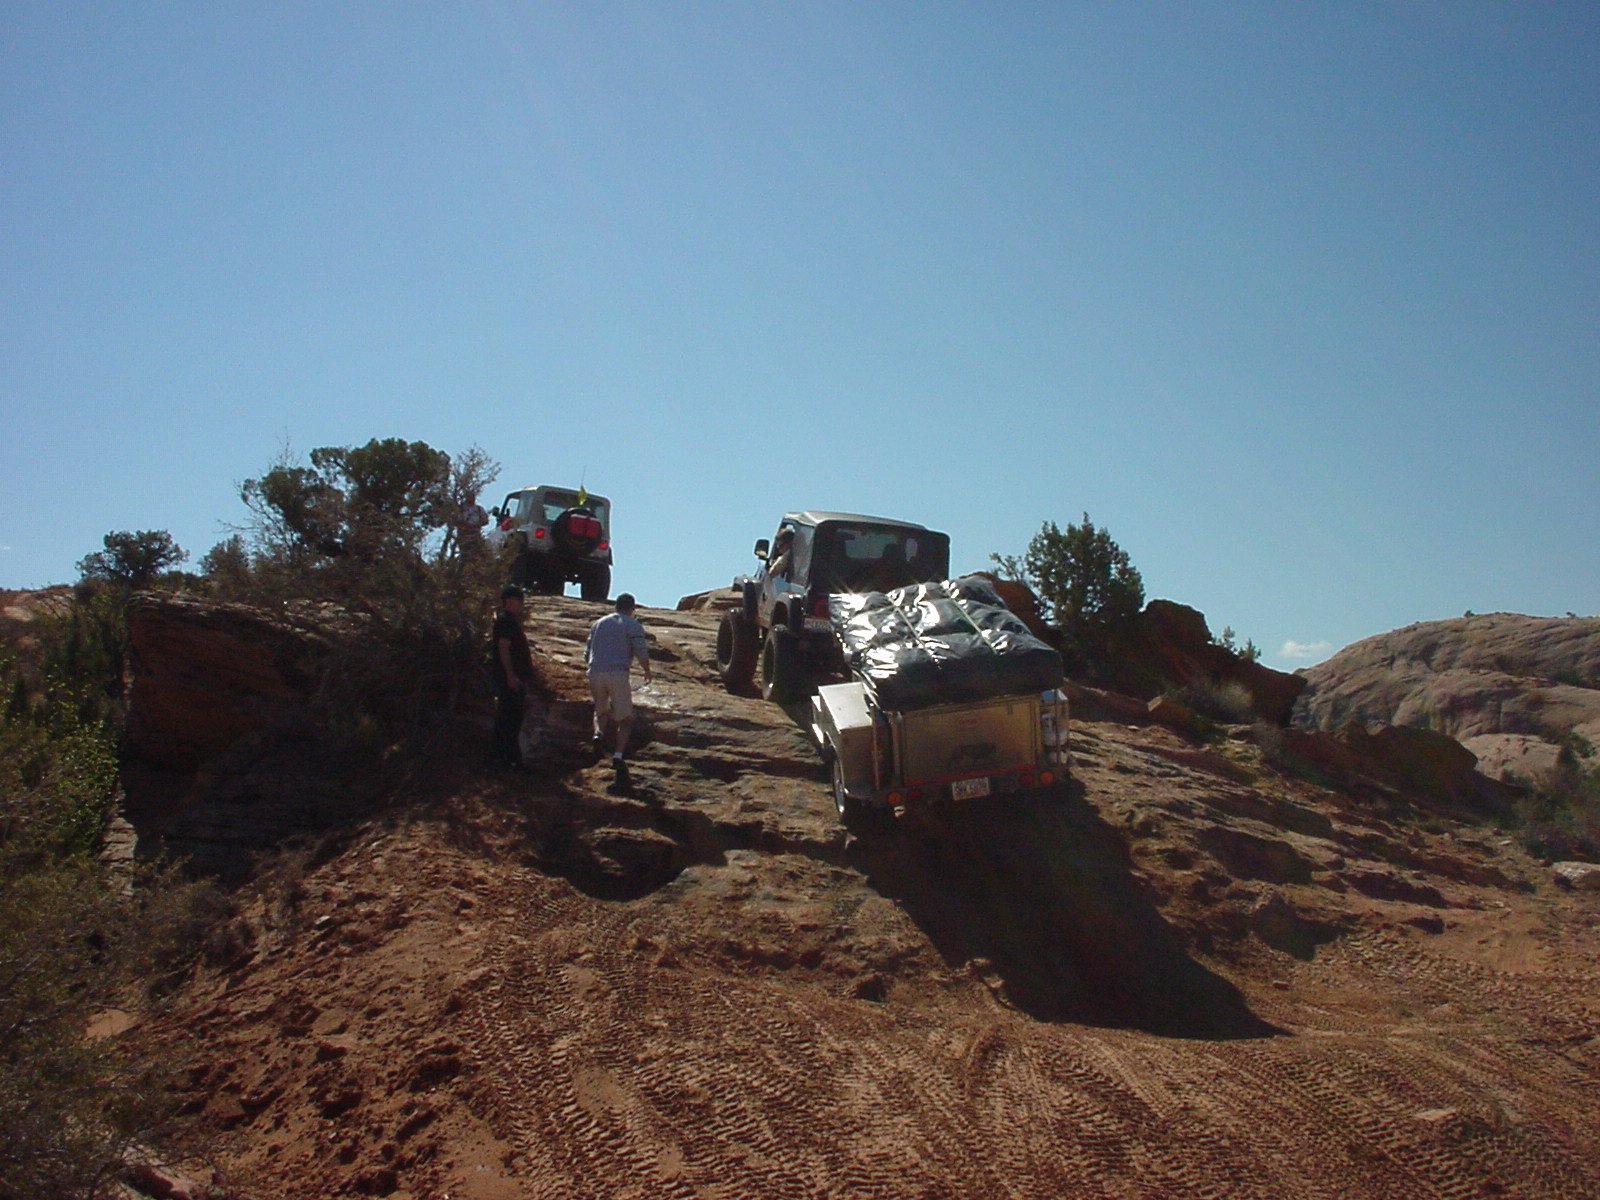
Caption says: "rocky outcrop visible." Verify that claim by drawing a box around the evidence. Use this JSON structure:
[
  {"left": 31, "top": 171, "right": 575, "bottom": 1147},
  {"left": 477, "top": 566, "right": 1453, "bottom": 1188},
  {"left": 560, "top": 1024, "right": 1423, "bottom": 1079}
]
[
  {"left": 1552, "top": 861, "right": 1600, "bottom": 891},
  {"left": 676, "top": 586, "right": 740, "bottom": 612},
  {"left": 1105, "top": 600, "right": 1307, "bottom": 725},
  {"left": 1294, "top": 613, "right": 1600, "bottom": 782},
  {"left": 1252, "top": 720, "right": 1519, "bottom": 819},
  {"left": 1338, "top": 723, "right": 1488, "bottom": 808},
  {"left": 124, "top": 593, "right": 340, "bottom": 770}
]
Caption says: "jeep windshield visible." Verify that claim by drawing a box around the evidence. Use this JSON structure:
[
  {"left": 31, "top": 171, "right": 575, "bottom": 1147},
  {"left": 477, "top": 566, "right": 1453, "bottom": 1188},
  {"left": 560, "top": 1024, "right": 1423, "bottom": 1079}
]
[{"left": 811, "top": 523, "right": 949, "bottom": 594}]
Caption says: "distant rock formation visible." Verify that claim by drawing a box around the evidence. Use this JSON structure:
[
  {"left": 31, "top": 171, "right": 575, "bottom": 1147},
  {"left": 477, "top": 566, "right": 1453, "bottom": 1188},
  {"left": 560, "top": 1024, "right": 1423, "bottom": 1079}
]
[
  {"left": 1292, "top": 614, "right": 1593, "bottom": 784},
  {"left": 1294, "top": 613, "right": 1600, "bottom": 782}
]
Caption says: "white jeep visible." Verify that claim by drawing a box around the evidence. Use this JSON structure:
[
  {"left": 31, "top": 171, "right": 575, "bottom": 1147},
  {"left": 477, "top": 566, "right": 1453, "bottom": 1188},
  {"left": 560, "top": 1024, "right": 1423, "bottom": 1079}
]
[{"left": 486, "top": 485, "right": 612, "bottom": 600}]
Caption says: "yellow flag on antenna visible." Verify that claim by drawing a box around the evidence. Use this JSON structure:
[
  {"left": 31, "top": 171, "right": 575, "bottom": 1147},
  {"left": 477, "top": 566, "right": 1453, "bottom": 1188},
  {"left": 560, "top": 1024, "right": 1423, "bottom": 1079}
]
[{"left": 577, "top": 485, "right": 588, "bottom": 506}]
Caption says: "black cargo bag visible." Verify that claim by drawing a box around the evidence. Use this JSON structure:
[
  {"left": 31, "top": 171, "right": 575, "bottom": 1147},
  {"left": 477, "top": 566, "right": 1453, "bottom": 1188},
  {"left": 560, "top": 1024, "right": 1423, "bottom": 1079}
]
[{"left": 829, "top": 576, "right": 1063, "bottom": 709}]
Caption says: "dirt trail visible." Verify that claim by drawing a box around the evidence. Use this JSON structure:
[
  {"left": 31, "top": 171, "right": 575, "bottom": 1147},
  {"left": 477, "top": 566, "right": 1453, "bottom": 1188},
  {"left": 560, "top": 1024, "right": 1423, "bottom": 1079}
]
[{"left": 136, "top": 597, "right": 1600, "bottom": 1199}]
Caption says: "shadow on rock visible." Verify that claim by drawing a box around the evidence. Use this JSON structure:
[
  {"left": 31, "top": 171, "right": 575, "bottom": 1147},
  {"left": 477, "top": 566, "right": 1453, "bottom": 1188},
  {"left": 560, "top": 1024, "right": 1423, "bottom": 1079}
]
[
  {"left": 500, "top": 780, "right": 726, "bottom": 902},
  {"left": 854, "top": 782, "right": 1280, "bottom": 1039}
]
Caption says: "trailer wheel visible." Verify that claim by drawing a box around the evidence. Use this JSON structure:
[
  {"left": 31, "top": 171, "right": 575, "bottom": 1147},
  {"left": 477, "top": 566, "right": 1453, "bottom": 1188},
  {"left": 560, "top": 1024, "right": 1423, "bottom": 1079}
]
[
  {"left": 833, "top": 757, "right": 891, "bottom": 832},
  {"left": 759, "top": 627, "right": 808, "bottom": 704},
  {"left": 716, "top": 611, "right": 758, "bottom": 693}
]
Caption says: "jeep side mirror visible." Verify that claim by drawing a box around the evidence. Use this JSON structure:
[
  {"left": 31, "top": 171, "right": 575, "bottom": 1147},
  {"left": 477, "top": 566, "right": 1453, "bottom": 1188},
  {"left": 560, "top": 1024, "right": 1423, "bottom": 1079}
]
[{"left": 754, "top": 539, "right": 770, "bottom": 559}]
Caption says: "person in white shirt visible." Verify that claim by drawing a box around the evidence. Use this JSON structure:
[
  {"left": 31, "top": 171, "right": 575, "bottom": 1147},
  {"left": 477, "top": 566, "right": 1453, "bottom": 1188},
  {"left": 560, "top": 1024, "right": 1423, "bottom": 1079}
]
[{"left": 585, "top": 593, "right": 652, "bottom": 778}]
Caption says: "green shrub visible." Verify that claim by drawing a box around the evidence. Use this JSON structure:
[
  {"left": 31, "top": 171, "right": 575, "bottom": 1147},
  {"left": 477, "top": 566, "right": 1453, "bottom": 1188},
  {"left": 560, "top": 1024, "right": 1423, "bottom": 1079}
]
[
  {"left": 198, "top": 534, "right": 253, "bottom": 596},
  {"left": 206, "top": 439, "right": 509, "bottom": 758},
  {"left": 236, "top": 436, "right": 495, "bottom": 565},
  {"left": 77, "top": 530, "right": 187, "bottom": 590},
  {"left": 0, "top": 683, "right": 119, "bottom": 861},
  {"left": 1216, "top": 625, "right": 1262, "bottom": 663},
  {"left": 0, "top": 660, "right": 212, "bottom": 1196},
  {"left": 36, "top": 588, "right": 130, "bottom": 734},
  {"left": 1513, "top": 758, "right": 1600, "bottom": 861},
  {"left": 992, "top": 513, "right": 1144, "bottom": 675}
]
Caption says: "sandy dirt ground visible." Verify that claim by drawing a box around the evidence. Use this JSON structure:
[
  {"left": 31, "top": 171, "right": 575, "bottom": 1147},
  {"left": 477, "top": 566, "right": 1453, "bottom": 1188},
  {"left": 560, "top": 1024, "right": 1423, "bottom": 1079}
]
[{"left": 128, "top": 597, "right": 1600, "bottom": 1199}]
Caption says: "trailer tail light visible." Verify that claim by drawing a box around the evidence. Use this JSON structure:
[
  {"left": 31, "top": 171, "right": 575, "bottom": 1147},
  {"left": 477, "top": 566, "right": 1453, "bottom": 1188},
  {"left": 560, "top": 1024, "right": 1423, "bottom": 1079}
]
[
  {"left": 533, "top": 528, "right": 547, "bottom": 539},
  {"left": 887, "top": 791, "right": 904, "bottom": 807},
  {"left": 598, "top": 541, "right": 609, "bottom": 552},
  {"left": 1039, "top": 770, "right": 1055, "bottom": 786}
]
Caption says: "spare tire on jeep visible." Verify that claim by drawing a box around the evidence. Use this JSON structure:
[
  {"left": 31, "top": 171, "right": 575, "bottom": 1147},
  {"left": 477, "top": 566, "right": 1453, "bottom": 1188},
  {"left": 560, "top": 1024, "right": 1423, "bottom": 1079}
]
[{"left": 551, "top": 507, "right": 604, "bottom": 556}]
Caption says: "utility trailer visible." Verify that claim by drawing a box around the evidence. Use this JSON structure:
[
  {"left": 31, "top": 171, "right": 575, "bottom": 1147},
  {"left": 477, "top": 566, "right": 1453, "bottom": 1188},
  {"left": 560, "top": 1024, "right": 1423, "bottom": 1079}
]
[
  {"left": 810, "top": 575, "right": 1071, "bottom": 827},
  {"left": 811, "top": 681, "right": 1070, "bottom": 826}
]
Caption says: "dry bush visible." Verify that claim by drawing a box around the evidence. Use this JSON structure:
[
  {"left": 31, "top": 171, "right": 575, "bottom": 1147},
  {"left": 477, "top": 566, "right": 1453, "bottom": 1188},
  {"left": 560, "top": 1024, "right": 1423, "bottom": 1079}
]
[{"left": 1173, "top": 678, "right": 1256, "bottom": 726}]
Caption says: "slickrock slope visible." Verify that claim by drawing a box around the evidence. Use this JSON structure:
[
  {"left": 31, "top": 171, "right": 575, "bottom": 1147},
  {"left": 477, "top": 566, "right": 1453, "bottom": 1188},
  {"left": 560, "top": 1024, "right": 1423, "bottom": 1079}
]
[
  {"left": 120, "top": 596, "right": 1600, "bottom": 1199},
  {"left": 1295, "top": 612, "right": 1600, "bottom": 782}
]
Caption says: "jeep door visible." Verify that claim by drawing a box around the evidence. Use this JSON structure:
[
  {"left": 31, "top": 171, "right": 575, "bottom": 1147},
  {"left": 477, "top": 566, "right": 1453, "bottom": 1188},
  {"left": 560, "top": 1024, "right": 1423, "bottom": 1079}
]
[{"left": 758, "top": 521, "right": 811, "bottom": 627}]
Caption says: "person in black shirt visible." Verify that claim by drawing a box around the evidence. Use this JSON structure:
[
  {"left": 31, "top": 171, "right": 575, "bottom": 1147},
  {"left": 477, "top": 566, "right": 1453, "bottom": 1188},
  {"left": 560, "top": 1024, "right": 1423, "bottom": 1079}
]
[{"left": 491, "top": 584, "right": 535, "bottom": 768}]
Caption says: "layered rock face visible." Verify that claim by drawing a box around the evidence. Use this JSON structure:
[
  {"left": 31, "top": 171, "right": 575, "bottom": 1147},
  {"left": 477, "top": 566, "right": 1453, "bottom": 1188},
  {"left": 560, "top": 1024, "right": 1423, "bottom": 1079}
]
[
  {"left": 123, "top": 593, "right": 339, "bottom": 770},
  {"left": 1294, "top": 613, "right": 1600, "bottom": 781}
]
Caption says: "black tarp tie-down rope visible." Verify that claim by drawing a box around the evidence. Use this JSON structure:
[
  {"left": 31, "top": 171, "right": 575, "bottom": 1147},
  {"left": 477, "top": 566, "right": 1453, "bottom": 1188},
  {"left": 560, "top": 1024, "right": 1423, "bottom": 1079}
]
[
  {"left": 880, "top": 584, "right": 1003, "bottom": 679},
  {"left": 944, "top": 584, "right": 1006, "bottom": 658}
]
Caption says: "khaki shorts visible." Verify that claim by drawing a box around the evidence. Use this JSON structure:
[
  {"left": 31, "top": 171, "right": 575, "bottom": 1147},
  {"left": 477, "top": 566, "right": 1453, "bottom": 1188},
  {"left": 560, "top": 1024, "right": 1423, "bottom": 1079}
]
[{"left": 589, "top": 672, "right": 634, "bottom": 724}]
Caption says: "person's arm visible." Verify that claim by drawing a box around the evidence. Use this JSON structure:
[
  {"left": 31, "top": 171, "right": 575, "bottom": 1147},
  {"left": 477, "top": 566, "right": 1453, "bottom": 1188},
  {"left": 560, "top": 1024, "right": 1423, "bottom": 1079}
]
[{"left": 632, "top": 624, "right": 652, "bottom": 682}]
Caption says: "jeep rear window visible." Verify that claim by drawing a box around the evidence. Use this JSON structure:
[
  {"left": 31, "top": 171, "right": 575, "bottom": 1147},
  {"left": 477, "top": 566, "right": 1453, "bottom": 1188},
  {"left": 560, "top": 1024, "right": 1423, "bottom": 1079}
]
[
  {"left": 816, "top": 526, "right": 949, "bottom": 591},
  {"left": 537, "top": 491, "right": 607, "bottom": 526}
]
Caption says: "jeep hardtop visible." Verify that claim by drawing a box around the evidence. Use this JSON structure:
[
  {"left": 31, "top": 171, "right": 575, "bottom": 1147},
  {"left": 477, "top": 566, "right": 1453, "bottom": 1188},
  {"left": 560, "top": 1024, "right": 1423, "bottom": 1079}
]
[{"left": 716, "top": 511, "right": 950, "bottom": 703}]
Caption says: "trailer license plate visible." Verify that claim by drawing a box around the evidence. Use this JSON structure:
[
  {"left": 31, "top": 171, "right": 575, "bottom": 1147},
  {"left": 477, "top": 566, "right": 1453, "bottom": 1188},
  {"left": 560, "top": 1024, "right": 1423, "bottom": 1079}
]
[{"left": 950, "top": 776, "right": 991, "bottom": 801}]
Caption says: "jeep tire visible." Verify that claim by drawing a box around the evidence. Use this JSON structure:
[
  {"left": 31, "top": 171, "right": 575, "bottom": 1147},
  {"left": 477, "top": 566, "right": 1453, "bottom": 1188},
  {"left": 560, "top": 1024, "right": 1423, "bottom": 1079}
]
[
  {"left": 716, "top": 611, "right": 758, "bottom": 692},
  {"left": 580, "top": 564, "right": 610, "bottom": 602},
  {"left": 509, "top": 546, "right": 532, "bottom": 587},
  {"left": 759, "top": 627, "right": 808, "bottom": 705},
  {"left": 552, "top": 507, "right": 603, "bottom": 557}
]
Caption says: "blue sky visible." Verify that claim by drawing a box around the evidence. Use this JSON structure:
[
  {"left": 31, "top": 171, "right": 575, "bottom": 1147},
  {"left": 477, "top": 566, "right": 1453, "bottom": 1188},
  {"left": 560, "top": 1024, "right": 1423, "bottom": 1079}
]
[{"left": 3, "top": 2, "right": 1596, "bottom": 669}]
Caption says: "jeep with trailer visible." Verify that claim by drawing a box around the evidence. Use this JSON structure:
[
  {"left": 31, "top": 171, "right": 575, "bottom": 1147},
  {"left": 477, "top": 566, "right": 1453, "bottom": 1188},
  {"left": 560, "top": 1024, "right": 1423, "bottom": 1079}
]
[
  {"left": 812, "top": 577, "right": 1070, "bottom": 827},
  {"left": 486, "top": 485, "right": 612, "bottom": 600},
  {"left": 715, "top": 511, "right": 950, "bottom": 704},
  {"left": 716, "top": 514, "right": 1069, "bottom": 828}
]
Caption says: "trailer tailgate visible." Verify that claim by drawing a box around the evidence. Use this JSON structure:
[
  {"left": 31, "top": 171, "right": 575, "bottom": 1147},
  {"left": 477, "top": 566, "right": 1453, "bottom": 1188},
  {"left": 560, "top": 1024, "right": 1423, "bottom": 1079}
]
[{"left": 896, "top": 693, "right": 1040, "bottom": 785}]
